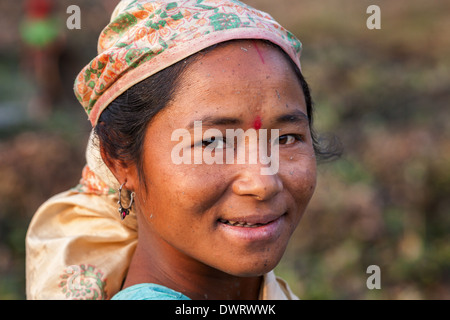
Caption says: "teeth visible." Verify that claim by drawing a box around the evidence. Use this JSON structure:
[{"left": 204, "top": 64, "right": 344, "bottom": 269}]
[{"left": 219, "top": 219, "right": 265, "bottom": 228}]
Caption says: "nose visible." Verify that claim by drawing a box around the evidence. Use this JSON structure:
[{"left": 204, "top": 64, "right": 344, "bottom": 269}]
[{"left": 232, "top": 165, "right": 283, "bottom": 201}]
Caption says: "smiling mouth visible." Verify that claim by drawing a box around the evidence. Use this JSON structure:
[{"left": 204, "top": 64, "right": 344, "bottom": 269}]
[
  {"left": 218, "top": 213, "right": 286, "bottom": 228},
  {"left": 218, "top": 219, "right": 268, "bottom": 228}
]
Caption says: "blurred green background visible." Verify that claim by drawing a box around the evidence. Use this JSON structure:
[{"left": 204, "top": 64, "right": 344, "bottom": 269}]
[{"left": 0, "top": 0, "right": 449, "bottom": 299}]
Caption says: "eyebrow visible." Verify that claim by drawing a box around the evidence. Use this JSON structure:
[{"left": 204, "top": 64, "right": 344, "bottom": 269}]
[
  {"left": 274, "top": 110, "right": 310, "bottom": 126},
  {"left": 187, "top": 116, "right": 242, "bottom": 129},
  {"left": 186, "top": 110, "right": 309, "bottom": 129}
]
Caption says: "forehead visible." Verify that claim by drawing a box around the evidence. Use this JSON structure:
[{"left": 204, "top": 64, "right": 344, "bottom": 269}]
[
  {"left": 158, "top": 40, "right": 306, "bottom": 126},
  {"left": 183, "top": 40, "right": 296, "bottom": 86}
]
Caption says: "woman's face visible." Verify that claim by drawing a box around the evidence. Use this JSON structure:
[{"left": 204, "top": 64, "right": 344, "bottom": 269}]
[{"left": 132, "top": 40, "right": 316, "bottom": 277}]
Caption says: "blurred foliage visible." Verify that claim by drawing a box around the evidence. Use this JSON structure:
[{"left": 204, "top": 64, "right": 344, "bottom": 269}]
[{"left": 0, "top": 0, "right": 449, "bottom": 299}]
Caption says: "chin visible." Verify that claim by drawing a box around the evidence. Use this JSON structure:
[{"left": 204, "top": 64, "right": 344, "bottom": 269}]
[{"left": 220, "top": 253, "right": 283, "bottom": 278}]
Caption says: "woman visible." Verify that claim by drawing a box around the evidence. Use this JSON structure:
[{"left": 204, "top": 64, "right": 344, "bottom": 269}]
[{"left": 26, "top": 0, "right": 335, "bottom": 300}]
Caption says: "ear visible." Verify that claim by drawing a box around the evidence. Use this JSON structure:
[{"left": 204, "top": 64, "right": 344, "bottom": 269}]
[{"left": 99, "top": 145, "right": 139, "bottom": 192}]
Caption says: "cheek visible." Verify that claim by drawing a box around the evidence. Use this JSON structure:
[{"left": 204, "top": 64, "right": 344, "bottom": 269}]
[
  {"left": 285, "top": 158, "right": 317, "bottom": 208},
  {"left": 141, "top": 158, "right": 229, "bottom": 217}
]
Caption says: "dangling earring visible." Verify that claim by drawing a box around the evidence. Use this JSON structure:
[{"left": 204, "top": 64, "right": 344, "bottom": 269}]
[{"left": 117, "top": 182, "right": 135, "bottom": 220}]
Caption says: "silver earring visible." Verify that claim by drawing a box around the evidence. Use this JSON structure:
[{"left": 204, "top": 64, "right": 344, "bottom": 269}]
[{"left": 117, "top": 183, "right": 135, "bottom": 220}]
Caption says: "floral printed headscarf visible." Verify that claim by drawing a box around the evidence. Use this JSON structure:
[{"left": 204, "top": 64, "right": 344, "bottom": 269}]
[{"left": 74, "top": 0, "right": 302, "bottom": 126}]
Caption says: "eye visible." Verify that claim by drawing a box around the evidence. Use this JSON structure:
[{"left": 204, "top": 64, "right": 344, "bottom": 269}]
[
  {"left": 202, "top": 136, "right": 226, "bottom": 149},
  {"left": 276, "top": 134, "right": 302, "bottom": 145}
]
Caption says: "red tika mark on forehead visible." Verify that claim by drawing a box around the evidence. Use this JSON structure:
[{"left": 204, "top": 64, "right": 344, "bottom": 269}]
[
  {"left": 253, "top": 116, "right": 262, "bottom": 130},
  {"left": 252, "top": 40, "right": 265, "bottom": 64}
]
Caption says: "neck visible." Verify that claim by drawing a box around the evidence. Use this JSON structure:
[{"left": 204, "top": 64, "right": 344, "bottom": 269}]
[{"left": 123, "top": 228, "right": 263, "bottom": 300}]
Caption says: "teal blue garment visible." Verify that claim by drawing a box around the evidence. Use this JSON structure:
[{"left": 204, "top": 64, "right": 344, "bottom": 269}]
[{"left": 111, "top": 283, "right": 191, "bottom": 300}]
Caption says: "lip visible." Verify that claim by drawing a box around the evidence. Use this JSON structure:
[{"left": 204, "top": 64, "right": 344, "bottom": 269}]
[
  {"left": 217, "top": 213, "right": 286, "bottom": 242},
  {"left": 219, "top": 213, "right": 282, "bottom": 226}
]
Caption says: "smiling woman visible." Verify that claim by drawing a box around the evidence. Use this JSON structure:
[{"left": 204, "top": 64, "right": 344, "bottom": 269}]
[
  {"left": 105, "top": 41, "right": 317, "bottom": 299},
  {"left": 26, "top": 0, "right": 340, "bottom": 300}
]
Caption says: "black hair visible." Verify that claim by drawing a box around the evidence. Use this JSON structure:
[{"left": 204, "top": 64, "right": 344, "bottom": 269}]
[
  {"left": 95, "top": 40, "right": 341, "bottom": 187},
  {"left": 95, "top": 54, "right": 193, "bottom": 188}
]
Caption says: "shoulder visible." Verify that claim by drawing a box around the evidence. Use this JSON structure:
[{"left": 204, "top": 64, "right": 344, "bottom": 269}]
[
  {"left": 111, "top": 283, "right": 191, "bottom": 300},
  {"left": 259, "top": 271, "right": 300, "bottom": 300}
]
